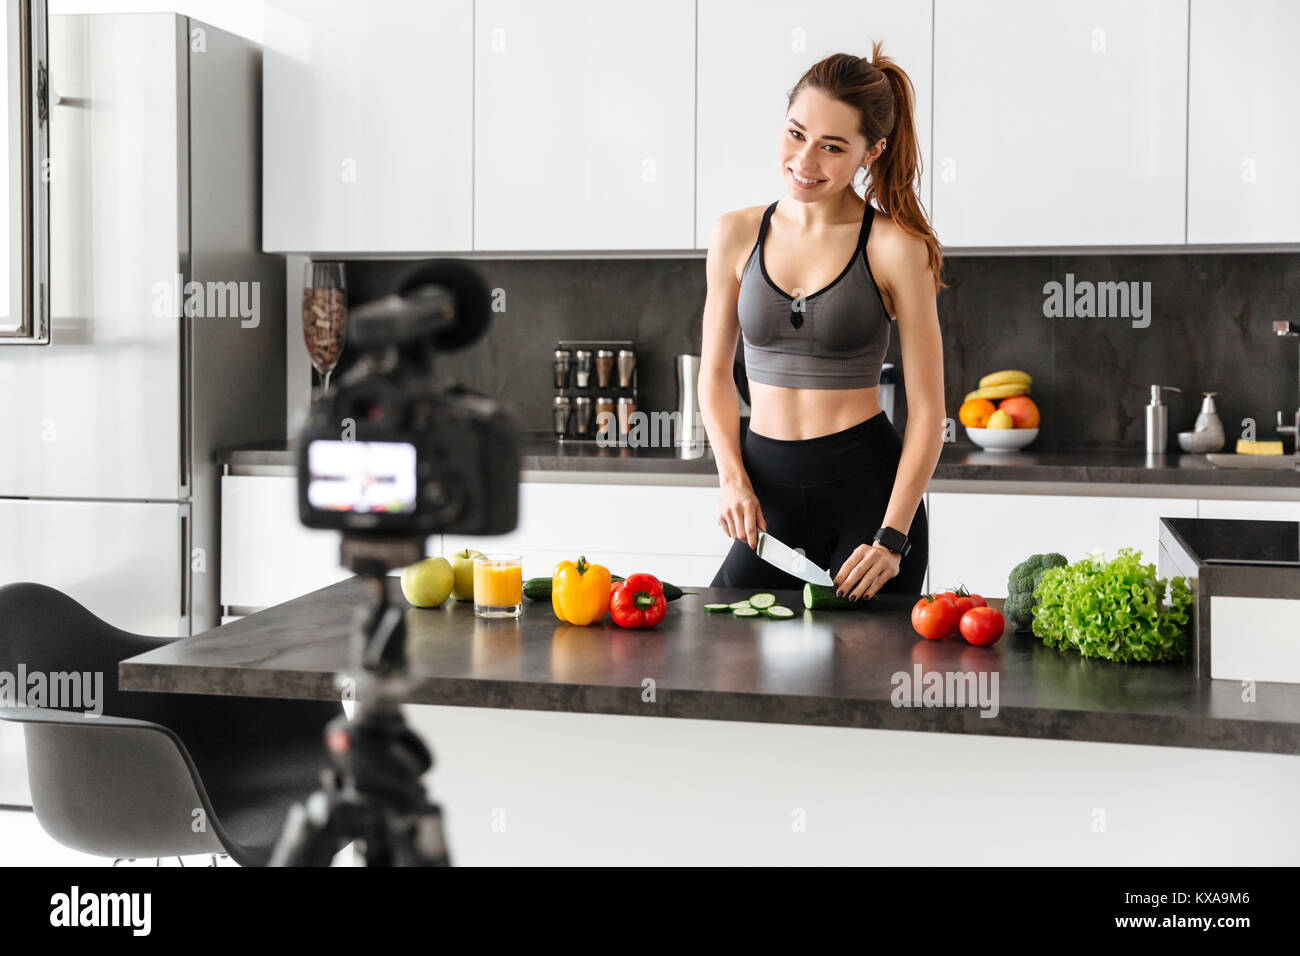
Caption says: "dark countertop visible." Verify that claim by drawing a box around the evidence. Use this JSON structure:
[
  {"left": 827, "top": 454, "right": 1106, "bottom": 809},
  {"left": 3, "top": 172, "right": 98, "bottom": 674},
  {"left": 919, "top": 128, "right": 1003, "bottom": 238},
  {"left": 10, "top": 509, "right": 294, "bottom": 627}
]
[
  {"left": 119, "top": 575, "right": 1300, "bottom": 755},
  {"left": 219, "top": 436, "right": 1300, "bottom": 488}
]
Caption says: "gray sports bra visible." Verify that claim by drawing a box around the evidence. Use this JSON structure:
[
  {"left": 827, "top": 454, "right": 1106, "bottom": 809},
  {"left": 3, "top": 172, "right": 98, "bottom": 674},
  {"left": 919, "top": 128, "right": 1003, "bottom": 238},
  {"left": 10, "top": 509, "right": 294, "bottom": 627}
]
[{"left": 737, "top": 200, "right": 892, "bottom": 390}]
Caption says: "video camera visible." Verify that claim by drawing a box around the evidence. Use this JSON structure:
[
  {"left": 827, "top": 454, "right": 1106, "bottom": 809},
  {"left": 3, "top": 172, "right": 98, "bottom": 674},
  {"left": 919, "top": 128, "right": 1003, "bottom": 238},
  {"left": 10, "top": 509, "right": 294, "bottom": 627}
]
[
  {"left": 272, "top": 260, "right": 518, "bottom": 866},
  {"left": 296, "top": 260, "right": 520, "bottom": 573}
]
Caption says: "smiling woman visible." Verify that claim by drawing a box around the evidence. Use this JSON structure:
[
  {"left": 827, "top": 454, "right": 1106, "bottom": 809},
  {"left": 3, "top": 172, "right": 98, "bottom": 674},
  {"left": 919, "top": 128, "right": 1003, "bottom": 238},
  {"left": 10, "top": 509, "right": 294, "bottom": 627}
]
[{"left": 699, "top": 41, "right": 947, "bottom": 601}]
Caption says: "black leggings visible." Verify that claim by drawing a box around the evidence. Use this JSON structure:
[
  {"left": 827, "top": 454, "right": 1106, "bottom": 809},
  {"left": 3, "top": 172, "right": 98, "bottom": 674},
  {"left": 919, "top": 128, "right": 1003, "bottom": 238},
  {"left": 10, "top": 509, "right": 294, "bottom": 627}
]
[{"left": 710, "top": 411, "right": 928, "bottom": 594}]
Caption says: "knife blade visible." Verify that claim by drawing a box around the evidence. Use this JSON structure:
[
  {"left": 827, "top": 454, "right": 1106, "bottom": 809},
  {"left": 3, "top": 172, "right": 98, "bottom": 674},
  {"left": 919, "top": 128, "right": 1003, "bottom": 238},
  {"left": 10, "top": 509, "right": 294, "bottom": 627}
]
[{"left": 755, "top": 531, "right": 834, "bottom": 587}]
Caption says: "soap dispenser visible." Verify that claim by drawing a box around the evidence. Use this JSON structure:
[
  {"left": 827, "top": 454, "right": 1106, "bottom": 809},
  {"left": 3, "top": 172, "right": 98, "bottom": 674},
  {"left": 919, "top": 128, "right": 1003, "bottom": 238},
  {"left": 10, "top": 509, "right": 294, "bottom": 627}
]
[
  {"left": 1178, "top": 392, "right": 1226, "bottom": 453},
  {"left": 1145, "top": 385, "right": 1182, "bottom": 454}
]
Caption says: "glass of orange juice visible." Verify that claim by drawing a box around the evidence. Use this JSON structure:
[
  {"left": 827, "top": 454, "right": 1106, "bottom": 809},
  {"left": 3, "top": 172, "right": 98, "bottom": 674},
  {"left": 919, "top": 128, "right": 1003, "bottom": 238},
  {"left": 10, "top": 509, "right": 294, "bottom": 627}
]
[{"left": 473, "top": 553, "right": 523, "bottom": 618}]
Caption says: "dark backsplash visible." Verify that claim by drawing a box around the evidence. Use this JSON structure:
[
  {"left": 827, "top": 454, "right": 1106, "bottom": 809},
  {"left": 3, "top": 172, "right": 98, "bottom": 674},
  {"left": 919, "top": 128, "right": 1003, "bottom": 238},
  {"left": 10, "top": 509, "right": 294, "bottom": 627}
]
[{"left": 346, "top": 253, "right": 1300, "bottom": 449}]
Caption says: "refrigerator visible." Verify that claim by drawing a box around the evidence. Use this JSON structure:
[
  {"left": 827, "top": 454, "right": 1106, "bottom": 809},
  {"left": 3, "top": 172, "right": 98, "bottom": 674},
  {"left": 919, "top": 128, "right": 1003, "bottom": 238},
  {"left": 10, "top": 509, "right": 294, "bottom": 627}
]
[{"left": 0, "top": 14, "right": 285, "bottom": 805}]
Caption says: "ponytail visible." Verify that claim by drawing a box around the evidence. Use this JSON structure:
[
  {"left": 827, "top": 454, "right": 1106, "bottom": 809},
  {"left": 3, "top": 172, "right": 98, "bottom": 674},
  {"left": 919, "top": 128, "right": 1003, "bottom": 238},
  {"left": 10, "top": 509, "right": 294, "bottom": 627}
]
[{"left": 790, "top": 42, "right": 945, "bottom": 293}]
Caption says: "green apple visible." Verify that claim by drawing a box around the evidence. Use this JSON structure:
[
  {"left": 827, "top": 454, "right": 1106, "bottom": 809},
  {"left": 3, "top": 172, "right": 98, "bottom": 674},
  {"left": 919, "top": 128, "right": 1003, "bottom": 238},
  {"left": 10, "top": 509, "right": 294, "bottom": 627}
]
[
  {"left": 449, "top": 548, "right": 483, "bottom": 601},
  {"left": 400, "top": 556, "right": 455, "bottom": 608}
]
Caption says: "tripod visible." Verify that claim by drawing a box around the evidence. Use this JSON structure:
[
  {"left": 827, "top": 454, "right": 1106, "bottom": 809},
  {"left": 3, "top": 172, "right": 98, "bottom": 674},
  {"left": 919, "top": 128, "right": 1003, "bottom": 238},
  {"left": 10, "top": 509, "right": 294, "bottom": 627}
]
[{"left": 270, "top": 563, "right": 451, "bottom": 867}]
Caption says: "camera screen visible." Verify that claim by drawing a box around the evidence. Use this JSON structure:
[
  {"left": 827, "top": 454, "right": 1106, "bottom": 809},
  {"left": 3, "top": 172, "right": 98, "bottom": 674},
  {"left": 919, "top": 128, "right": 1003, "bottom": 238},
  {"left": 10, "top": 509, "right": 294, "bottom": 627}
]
[{"left": 306, "top": 440, "right": 418, "bottom": 514}]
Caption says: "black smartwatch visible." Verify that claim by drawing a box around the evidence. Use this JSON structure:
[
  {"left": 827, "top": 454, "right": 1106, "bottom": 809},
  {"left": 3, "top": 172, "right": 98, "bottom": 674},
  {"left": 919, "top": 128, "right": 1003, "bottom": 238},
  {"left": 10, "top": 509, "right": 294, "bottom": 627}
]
[{"left": 872, "top": 526, "right": 911, "bottom": 557}]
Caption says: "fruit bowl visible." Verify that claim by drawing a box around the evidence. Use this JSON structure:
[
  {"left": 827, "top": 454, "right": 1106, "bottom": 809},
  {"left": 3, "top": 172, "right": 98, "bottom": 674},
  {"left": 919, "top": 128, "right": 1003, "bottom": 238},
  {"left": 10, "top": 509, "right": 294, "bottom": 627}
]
[{"left": 965, "top": 426, "right": 1038, "bottom": 452}]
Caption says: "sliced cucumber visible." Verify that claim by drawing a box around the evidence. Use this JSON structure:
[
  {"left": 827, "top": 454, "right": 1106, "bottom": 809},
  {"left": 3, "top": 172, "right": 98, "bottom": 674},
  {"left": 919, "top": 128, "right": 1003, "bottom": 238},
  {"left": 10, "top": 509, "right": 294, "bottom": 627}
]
[
  {"left": 732, "top": 606, "right": 761, "bottom": 617},
  {"left": 762, "top": 605, "right": 795, "bottom": 618},
  {"left": 747, "top": 592, "right": 777, "bottom": 609},
  {"left": 703, "top": 603, "right": 732, "bottom": 613},
  {"left": 729, "top": 600, "right": 753, "bottom": 609}
]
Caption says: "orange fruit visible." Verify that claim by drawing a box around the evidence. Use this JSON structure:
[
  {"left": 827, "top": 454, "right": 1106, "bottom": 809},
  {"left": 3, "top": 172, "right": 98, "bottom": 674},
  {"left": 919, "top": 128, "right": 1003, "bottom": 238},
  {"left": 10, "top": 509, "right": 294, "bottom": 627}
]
[
  {"left": 959, "top": 398, "right": 996, "bottom": 428},
  {"left": 998, "top": 395, "right": 1039, "bottom": 428}
]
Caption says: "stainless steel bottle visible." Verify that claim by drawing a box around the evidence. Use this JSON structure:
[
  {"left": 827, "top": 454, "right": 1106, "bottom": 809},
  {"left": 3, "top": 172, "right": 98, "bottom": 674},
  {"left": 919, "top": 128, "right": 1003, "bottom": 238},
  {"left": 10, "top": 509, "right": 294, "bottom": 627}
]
[
  {"left": 675, "top": 354, "right": 707, "bottom": 446},
  {"left": 1145, "top": 385, "right": 1182, "bottom": 454}
]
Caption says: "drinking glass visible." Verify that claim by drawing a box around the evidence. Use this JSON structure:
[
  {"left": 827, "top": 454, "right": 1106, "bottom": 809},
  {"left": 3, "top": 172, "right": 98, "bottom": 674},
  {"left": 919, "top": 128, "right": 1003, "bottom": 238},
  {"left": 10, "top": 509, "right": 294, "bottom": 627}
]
[
  {"left": 473, "top": 553, "right": 523, "bottom": 618},
  {"left": 303, "top": 261, "right": 347, "bottom": 394}
]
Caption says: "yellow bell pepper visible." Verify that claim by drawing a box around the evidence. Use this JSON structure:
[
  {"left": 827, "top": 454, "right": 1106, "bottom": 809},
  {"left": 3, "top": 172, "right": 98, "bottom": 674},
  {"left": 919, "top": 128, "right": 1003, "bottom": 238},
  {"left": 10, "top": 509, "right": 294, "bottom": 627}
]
[{"left": 552, "top": 555, "right": 611, "bottom": 625}]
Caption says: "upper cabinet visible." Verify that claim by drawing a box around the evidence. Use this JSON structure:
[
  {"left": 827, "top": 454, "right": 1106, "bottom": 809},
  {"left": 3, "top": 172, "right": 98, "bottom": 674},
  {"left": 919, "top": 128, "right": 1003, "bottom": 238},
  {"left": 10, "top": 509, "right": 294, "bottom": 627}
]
[
  {"left": 696, "top": 0, "right": 933, "bottom": 249},
  {"left": 1187, "top": 0, "right": 1300, "bottom": 244},
  {"left": 262, "top": 0, "right": 473, "bottom": 253},
  {"left": 473, "top": 0, "right": 695, "bottom": 251},
  {"left": 932, "top": 0, "right": 1188, "bottom": 247},
  {"left": 261, "top": 0, "right": 1297, "bottom": 254}
]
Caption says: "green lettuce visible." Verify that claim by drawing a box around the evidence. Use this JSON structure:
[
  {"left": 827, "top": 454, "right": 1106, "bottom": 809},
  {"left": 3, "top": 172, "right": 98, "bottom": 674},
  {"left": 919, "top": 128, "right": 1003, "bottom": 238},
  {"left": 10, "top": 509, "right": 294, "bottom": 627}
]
[{"left": 1030, "top": 548, "right": 1192, "bottom": 663}]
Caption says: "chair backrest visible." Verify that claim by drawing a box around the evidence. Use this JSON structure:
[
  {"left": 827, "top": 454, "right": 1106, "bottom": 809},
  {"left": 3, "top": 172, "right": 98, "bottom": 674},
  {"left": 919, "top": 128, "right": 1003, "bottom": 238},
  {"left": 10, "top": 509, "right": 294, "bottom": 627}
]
[{"left": 0, "top": 582, "right": 169, "bottom": 719}]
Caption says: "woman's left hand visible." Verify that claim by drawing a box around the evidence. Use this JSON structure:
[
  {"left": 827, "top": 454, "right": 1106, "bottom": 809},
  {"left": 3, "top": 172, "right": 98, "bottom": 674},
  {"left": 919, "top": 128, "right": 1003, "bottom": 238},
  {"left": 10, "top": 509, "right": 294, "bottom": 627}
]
[{"left": 834, "top": 542, "right": 901, "bottom": 601}]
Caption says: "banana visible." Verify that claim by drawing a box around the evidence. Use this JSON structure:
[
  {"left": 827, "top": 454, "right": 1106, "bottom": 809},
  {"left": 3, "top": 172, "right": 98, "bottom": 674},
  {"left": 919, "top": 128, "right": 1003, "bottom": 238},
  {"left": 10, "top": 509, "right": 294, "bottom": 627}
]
[
  {"left": 963, "top": 383, "right": 1030, "bottom": 402},
  {"left": 979, "top": 369, "right": 1032, "bottom": 389}
]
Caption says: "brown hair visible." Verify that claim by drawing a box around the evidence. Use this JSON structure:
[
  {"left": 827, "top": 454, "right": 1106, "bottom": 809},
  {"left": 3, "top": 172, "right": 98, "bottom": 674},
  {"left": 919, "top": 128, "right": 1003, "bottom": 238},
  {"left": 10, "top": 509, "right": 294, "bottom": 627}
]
[{"left": 789, "top": 41, "right": 945, "bottom": 292}]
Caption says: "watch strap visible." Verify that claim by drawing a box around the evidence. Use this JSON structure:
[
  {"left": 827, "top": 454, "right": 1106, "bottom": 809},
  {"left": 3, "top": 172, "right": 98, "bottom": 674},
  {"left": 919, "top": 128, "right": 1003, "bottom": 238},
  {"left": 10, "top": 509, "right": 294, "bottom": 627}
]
[{"left": 873, "top": 526, "right": 911, "bottom": 557}]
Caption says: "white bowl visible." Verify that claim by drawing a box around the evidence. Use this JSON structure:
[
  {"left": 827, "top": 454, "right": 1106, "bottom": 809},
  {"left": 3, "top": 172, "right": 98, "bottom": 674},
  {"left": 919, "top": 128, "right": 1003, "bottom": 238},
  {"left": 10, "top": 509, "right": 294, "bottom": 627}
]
[{"left": 965, "top": 426, "right": 1038, "bottom": 452}]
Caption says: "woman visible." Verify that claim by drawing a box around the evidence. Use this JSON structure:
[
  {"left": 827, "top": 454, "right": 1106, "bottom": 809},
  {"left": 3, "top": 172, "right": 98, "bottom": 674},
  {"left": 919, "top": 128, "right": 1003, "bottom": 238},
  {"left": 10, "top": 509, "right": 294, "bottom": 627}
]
[{"left": 700, "top": 43, "right": 946, "bottom": 601}]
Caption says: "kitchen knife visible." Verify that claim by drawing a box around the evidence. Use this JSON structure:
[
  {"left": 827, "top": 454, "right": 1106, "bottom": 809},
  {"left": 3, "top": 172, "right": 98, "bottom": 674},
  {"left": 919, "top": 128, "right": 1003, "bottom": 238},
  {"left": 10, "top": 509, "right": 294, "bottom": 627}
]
[{"left": 755, "top": 531, "right": 834, "bottom": 587}]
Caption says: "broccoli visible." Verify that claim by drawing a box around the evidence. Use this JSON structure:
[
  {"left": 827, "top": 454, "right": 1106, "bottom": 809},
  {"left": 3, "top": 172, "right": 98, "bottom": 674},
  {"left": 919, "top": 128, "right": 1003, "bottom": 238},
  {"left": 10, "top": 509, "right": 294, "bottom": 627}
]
[{"left": 1005, "top": 553, "right": 1068, "bottom": 631}]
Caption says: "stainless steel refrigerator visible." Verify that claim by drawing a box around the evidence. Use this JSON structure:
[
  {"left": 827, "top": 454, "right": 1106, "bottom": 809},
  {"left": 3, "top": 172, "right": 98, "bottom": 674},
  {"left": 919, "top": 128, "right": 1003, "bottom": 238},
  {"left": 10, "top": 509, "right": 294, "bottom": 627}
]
[{"left": 0, "top": 14, "right": 284, "bottom": 804}]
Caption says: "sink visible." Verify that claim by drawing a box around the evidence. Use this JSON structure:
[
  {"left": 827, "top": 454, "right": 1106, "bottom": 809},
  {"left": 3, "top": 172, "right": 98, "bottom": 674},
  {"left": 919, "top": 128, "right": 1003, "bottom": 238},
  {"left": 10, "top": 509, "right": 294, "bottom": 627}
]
[{"left": 1205, "top": 453, "right": 1300, "bottom": 470}]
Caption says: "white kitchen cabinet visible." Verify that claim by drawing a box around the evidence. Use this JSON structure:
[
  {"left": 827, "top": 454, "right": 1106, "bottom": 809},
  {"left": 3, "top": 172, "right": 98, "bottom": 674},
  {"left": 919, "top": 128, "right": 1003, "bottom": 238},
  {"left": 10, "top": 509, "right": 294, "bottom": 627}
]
[
  {"left": 932, "top": 0, "right": 1187, "bottom": 247},
  {"left": 925, "top": 492, "right": 1197, "bottom": 597},
  {"left": 473, "top": 0, "right": 695, "bottom": 251},
  {"left": 220, "top": 475, "right": 354, "bottom": 611},
  {"left": 695, "top": 0, "right": 933, "bottom": 248},
  {"left": 444, "top": 482, "right": 729, "bottom": 586},
  {"left": 1188, "top": 0, "right": 1300, "bottom": 244},
  {"left": 1196, "top": 499, "right": 1300, "bottom": 523},
  {"left": 262, "top": 0, "right": 473, "bottom": 252}
]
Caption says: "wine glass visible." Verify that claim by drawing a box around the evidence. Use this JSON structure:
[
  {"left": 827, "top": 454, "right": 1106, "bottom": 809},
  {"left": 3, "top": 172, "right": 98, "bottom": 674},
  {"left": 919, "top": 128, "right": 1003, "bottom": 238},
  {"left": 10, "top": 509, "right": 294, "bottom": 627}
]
[{"left": 302, "top": 261, "right": 347, "bottom": 394}]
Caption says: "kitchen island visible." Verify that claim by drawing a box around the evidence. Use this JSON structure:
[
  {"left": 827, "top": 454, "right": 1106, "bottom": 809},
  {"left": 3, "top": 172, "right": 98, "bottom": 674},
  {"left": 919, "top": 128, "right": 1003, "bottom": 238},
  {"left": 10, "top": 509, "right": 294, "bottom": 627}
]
[{"left": 120, "top": 577, "right": 1300, "bottom": 865}]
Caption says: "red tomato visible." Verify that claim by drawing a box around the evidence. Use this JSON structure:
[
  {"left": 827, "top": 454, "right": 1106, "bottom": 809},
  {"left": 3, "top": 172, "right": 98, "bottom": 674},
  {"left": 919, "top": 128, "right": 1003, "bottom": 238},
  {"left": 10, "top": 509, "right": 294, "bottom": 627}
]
[
  {"left": 911, "top": 595, "right": 960, "bottom": 641},
  {"left": 958, "top": 606, "right": 1005, "bottom": 646},
  {"left": 940, "top": 587, "right": 986, "bottom": 615}
]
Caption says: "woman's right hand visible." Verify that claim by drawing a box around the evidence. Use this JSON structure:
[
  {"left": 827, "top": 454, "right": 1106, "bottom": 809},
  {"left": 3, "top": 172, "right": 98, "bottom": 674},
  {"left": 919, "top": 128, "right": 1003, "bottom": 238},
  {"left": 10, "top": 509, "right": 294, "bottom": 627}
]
[{"left": 717, "top": 479, "right": 767, "bottom": 550}]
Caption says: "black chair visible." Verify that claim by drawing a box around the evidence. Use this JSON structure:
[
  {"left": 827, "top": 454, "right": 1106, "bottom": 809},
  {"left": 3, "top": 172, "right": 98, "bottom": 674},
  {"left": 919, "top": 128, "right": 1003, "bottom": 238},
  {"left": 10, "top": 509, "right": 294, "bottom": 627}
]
[{"left": 0, "top": 582, "right": 342, "bottom": 866}]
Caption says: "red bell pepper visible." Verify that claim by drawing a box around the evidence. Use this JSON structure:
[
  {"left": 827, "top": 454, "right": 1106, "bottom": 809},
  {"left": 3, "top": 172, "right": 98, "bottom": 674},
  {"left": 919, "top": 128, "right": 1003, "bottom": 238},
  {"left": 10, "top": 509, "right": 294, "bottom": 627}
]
[{"left": 609, "top": 573, "right": 667, "bottom": 629}]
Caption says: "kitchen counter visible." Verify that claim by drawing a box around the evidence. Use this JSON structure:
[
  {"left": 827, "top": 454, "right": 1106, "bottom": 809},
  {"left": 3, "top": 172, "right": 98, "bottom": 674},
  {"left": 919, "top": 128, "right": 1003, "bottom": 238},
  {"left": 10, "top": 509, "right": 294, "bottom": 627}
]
[
  {"left": 119, "top": 575, "right": 1300, "bottom": 756},
  {"left": 219, "top": 436, "right": 1300, "bottom": 490}
]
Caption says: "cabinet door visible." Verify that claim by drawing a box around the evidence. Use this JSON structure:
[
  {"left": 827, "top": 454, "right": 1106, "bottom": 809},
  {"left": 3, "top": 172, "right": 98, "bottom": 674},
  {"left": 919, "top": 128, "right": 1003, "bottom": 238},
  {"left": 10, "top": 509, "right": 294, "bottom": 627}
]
[
  {"left": 926, "top": 492, "right": 1197, "bottom": 597},
  {"left": 696, "top": 0, "right": 933, "bottom": 248},
  {"left": 474, "top": 0, "right": 695, "bottom": 251},
  {"left": 444, "top": 482, "right": 729, "bottom": 586},
  {"left": 220, "top": 475, "right": 352, "bottom": 611},
  {"left": 933, "top": 0, "right": 1187, "bottom": 247},
  {"left": 263, "top": 0, "right": 473, "bottom": 252},
  {"left": 1188, "top": 0, "right": 1300, "bottom": 243}
]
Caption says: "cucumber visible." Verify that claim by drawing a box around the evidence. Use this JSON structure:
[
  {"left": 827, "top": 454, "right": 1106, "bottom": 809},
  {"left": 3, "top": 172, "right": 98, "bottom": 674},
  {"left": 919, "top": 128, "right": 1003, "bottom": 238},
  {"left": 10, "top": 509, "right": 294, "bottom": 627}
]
[
  {"left": 747, "top": 592, "right": 777, "bottom": 609},
  {"left": 704, "top": 603, "right": 732, "bottom": 613},
  {"left": 729, "top": 600, "right": 753, "bottom": 609},
  {"left": 522, "top": 577, "right": 552, "bottom": 601},
  {"left": 802, "top": 582, "right": 873, "bottom": 611},
  {"left": 732, "top": 606, "right": 760, "bottom": 617},
  {"left": 522, "top": 575, "right": 693, "bottom": 602},
  {"left": 762, "top": 605, "right": 795, "bottom": 618}
]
